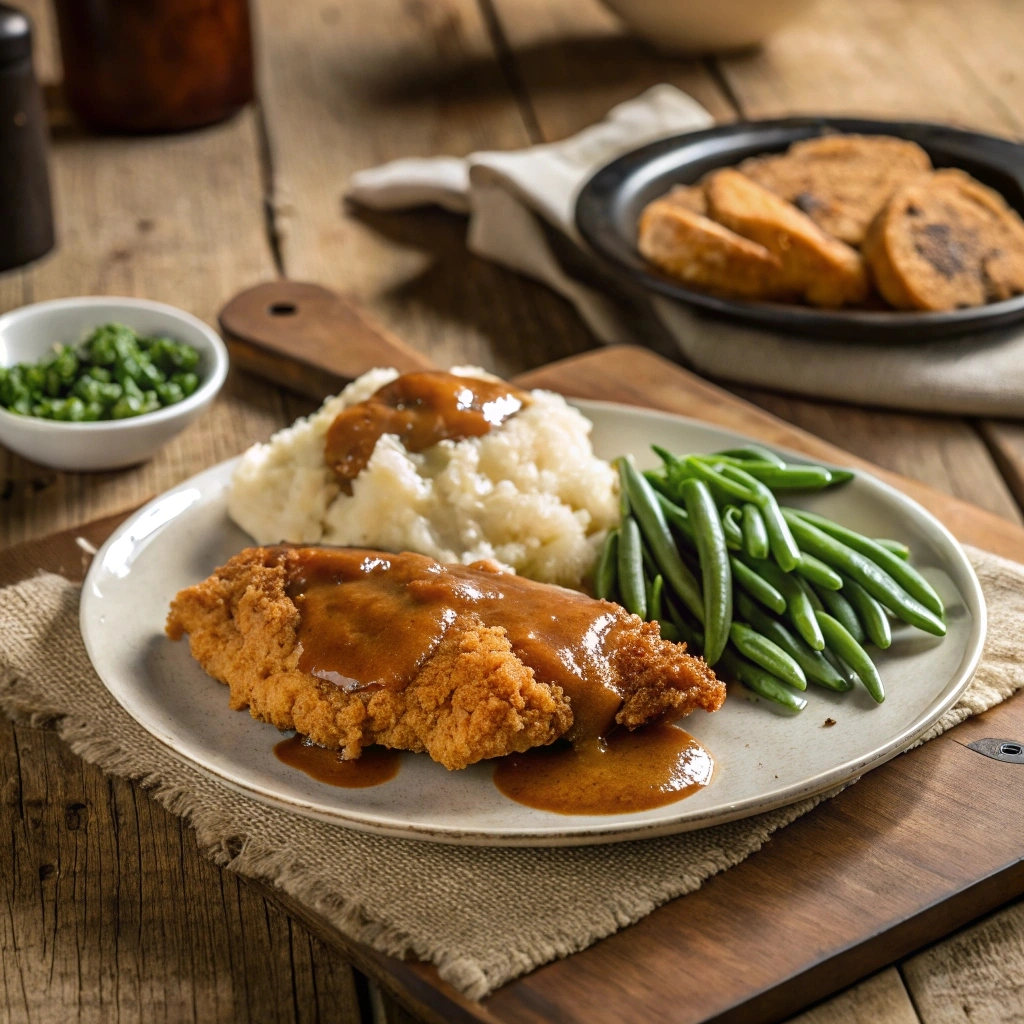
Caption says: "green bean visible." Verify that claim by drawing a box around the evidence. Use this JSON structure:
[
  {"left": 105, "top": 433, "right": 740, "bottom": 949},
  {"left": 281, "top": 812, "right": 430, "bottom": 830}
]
[
  {"left": 735, "top": 591, "right": 850, "bottom": 691},
  {"left": 719, "top": 649, "right": 807, "bottom": 711},
  {"left": 782, "top": 511, "right": 946, "bottom": 636},
  {"left": 666, "top": 599, "right": 704, "bottom": 655},
  {"left": 789, "top": 509, "right": 944, "bottom": 619},
  {"left": 838, "top": 573, "right": 891, "bottom": 649},
  {"left": 794, "top": 551, "right": 842, "bottom": 590},
  {"left": 815, "top": 610, "right": 885, "bottom": 703},
  {"left": 741, "top": 502, "right": 770, "bottom": 560},
  {"left": 827, "top": 470, "right": 855, "bottom": 485},
  {"left": 617, "top": 516, "right": 646, "bottom": 618},
  {"left": 721, "top": 505, "right": 744, "bottom": 551},
  {"left": 680, "top": 478, "right": 732, "bottom": 665},
  {"left": 823, "top": 648, "right": 859, "bottom": 690},
  {"left": 731, "top": 556, "right": 787, "bottom": 615},
  {"left": 729, "top": 622, "right": 807, "bottom": 690},
  {"left": 620, "top": 457, "right": 704, "bottom": 623},
  {"left": 659, "top": 620, "right": 680, "bottom": 643},
  {"left": 812, "top": 581, "right": 864, "bottom": 643},
  {"left": 748, "top": 556, "right": 825, "bottom": 650},
  {"left": 713, "top": 445, "right": 786, "bottom": 468},
  {"left": 702, "top": 457, "right": 834, "bottom": 491},
  {"left": 618, "top": 460, "right": 632, "bottom": 519},
  {"left": 657, "top": 490, "right": 787, "bottom": 616},
  {"left": 682, "top": 456, "right": 760, "bottom": 504},
  {"left": 795, "top": 574, "right": 824, "bottom": 612},
  {"left": 640, "top": 539, "right": 659, "bottom": 581},
  {"left": 594, "top": 529, "right": 618, "bottom": 601},
  {"left": 875, "top": 538, "right": 910, "bottom": 560},
  {"left": 718, "top": 463, "right": 801, "bottom": 571},
  {"left": 648, "top": 574, "right": 664, "bottom": 623},
  {"left": 643, "top": 468, "right": 672, "bottom": 498}
]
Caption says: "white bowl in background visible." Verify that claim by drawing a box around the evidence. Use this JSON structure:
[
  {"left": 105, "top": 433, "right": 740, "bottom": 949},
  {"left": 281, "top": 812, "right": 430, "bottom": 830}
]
[
  {"left": 0, "top": 297, "right": 228, "bottom": 472},
  {"left": 598, "top": 0, "right": 816, "bottom": 52}
]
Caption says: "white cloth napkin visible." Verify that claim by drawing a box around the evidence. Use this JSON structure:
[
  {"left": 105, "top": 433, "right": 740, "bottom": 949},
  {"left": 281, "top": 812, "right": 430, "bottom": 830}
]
[{"left": 348, "top": 86, "right": 1024, "bottom": 418}]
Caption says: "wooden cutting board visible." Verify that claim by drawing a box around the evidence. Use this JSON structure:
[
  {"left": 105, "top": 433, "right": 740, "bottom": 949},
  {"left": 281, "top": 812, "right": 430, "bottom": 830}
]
[{"left": 8, "top": 281, "right": 1024, "bottom": 1024}]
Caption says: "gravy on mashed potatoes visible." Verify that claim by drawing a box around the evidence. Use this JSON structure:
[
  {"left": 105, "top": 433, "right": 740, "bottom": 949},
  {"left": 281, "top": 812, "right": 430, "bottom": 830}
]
[{"left": 227, "top": 367, "right": 618, "bottom": 589}]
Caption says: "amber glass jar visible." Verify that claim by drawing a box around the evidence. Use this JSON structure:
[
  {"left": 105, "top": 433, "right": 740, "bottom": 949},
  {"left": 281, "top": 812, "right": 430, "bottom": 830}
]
[{"left": 52, "top": 0, "right": 254, "bottom": 133}]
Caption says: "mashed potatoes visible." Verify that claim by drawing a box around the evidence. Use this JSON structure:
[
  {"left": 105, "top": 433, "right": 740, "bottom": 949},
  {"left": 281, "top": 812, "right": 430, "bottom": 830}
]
[{"left": 228, "top": 367, "right": 619, "bottom": 588}]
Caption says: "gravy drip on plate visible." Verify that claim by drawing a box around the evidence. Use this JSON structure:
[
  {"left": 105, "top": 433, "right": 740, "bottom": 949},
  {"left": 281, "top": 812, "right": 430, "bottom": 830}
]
[
  {"left": 274, "top": 546, "right": 715, "bottom": 813},
  {"left": 274, "top": 734, "right": 400, "bottom": 787},
  {"left": 280, "top": 546, "right": 627, "bottom": 740},
  {"left": 493, "top": 724, "right": 713, "bottom": 815},
  {"left": 324, "top": 371, "right": 530, "bottom": 490}
]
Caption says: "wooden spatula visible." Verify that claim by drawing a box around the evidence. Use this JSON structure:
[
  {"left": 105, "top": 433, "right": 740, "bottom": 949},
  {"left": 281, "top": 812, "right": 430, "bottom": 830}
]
[{"left": 219, "top": 281, "right": 435, "bottom": 400}]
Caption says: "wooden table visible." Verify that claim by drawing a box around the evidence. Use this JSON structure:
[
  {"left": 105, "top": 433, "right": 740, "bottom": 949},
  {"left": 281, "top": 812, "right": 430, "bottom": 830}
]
[{"left": 3, "top": 0, "right": 1024, "bottom": 1020}]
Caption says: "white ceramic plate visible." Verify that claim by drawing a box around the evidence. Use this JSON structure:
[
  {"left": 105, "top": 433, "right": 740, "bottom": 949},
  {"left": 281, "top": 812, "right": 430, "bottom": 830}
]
[{"left": 80, "top": 400, "right": 986, "bottom": 846}]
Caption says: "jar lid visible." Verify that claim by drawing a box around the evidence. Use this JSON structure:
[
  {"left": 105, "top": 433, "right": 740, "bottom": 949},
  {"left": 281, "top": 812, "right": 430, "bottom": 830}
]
[{"left": 0, "top": 4, "right": 31, "bottom": 67}]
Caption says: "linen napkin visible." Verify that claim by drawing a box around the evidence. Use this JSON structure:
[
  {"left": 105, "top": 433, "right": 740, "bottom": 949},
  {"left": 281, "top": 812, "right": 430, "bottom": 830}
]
[
  {"left": 348, "top": 86, "right": 1024, "bottom": 418},
  {"left": 2, "top": 546, "right": 1023, "bottom": 1000}
]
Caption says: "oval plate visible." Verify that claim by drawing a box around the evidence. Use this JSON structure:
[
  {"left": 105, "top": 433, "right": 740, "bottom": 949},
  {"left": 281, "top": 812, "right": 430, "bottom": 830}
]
[
  {"left": 80, "top": 401, "right": 986, "bottom": 846},
  {"left": 575, "top": 117, "right": 1024, "bottom": 343}
]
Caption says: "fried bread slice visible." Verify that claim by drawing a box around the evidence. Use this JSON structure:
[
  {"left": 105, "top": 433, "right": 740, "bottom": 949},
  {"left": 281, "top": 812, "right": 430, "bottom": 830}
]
[
  {"left": 741, "top": 134, "right": 932, "bottom": 245},
  {"left": 166, "top": 546, "right": 724, "bottom": 770},
  {"left": 662, "top": 183, "right": 708, "bottom": 216},
  {"left": 863, "top": 168, "right": 1024, "bottom": 310},
  {"left": 706, "top": 169, "right": 869, "bottom": 307},
  {"left": 637, "top": 198, "right": 793, "bottom": 300}
]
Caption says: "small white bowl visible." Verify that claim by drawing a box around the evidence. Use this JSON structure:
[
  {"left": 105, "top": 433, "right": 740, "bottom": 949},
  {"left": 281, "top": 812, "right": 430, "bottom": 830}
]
[
  {"left": 597, "top": 0, "right": 816, "bottom": 52},
  {"left": 0, "top": 297, "right": 228, "bottom": 472}
]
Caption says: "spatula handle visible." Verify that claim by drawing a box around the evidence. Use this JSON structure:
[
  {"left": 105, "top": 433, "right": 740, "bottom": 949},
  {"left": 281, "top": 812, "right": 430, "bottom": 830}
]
[{"left": 218, "top": 281, "right": 435, "bottom": 400}]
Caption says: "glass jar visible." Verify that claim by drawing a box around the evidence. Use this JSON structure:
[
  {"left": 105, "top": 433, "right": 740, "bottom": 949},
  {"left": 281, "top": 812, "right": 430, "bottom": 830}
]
[{"left": 52, "top": 0, "right": 254, "bottom": 133}]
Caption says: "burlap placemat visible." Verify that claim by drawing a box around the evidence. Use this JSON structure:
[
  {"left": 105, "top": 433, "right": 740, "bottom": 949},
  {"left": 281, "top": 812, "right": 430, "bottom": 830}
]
[{"left": 2, "top": 546, "right": 1023, "bottom": 999}]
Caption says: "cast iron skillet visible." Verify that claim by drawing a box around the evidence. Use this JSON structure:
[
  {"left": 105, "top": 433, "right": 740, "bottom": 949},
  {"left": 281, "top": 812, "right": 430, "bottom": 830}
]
[{"left": 575, "top": 117, "right": 1024, "bottom": 343}]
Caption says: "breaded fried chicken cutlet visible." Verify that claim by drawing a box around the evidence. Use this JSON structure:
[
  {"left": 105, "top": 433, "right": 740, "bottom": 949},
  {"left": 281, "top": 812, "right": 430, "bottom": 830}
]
[{"left": 166, "top": 547, "right": 724, "bottom": 770}]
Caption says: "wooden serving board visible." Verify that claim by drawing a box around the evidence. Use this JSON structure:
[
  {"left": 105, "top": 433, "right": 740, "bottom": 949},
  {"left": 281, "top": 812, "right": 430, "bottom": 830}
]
[{"left": 8, "top": 282, "right": 1024, "bottom": 1024}]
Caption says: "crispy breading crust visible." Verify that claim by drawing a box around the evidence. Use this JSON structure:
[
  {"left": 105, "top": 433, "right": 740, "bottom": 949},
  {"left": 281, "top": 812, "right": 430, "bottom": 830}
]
[
  {"left": 706, "top": 169, "right": 869, "bottom": 308},
  {"left": 863, "top": 168, "right": 1024, "bottom": 311},
  {"left": 166, "top": 548, "right": 725, "bottom": 770}
]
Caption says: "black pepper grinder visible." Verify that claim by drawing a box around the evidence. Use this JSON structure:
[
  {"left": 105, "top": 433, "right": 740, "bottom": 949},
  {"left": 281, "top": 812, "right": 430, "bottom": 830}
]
[{"left": 0, "top": 3, "right": 54, "bottom": 273}]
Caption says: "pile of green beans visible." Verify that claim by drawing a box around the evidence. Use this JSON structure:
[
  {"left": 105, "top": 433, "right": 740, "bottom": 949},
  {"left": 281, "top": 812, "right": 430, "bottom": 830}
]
[{"left": 595, "top": 445, "right": 946, "bottom": 712}]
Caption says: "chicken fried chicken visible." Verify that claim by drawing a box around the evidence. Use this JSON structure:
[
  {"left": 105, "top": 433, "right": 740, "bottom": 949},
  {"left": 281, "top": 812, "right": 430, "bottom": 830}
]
[{"left": 166, "top": 546, "right": 723, "bottom": 770}]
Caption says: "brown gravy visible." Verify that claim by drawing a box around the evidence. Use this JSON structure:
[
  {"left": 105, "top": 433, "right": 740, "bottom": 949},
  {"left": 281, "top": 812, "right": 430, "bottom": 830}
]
[
  {"left": 280, "top": 546, "right": 630, "bottom": 741},
  {"left": 493, "top": 725, "right": 713, "bottom": 815},
  {"left": 274, "top": 734, "right": 400, "bottom": 787},
  {"left": 272, "top": 545, "right": 715, "bottom": 815},
  {"left": 324, "top": 371, "right": 529, "bottom": 489}
]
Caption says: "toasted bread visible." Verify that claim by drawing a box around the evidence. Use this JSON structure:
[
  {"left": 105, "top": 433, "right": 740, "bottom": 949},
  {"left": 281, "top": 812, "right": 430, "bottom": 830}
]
[
  {"left": 662, "top": 183, "right": 708, "bottom": 216},
  {"left": 706, "top": 169, "right": 869, "bottom": 307},
  {"left": 863, "top": 168, "right": 1024, "bottom": 310},
  {"left": 740, "top": 135, "right": 932, "bottom": 246},
  {"left": 637, "top": 198, "right": 793, "bottom": 300}
]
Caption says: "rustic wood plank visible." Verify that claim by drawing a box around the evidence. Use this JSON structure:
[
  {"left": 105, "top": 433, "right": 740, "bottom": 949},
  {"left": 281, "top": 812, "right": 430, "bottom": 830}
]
[
  {"left": 0, "top": 0, "right": 287, "bottom": 550},
  {"left": 486, "top": 0, "right": 735, "bottom": 141},
  {"left": 0, "top": 716, "right": 364, "bottom": 1024},
  {"left": 902, "top": 899, "right": 1024, "bottom": 1024},
  {"left": 787, "top": 969, "right": 920, "bottom": 1024},
  {"left": 253, "top": 0, "right": 596, "bottom": 377},
  {"left": 712, "top": 0, "right": 1022, "bottom": 136},
  {"left": 977, "top": 421, "right": 1024, "bottom": 517}
]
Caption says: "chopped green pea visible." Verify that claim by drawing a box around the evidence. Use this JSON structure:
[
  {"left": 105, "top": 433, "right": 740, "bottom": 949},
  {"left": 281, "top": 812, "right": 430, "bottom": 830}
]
[
  {"left": 1, "top": 322, "right": 202, "bottom": 421},
  {"left": 172, "top": 371, "right": 199, "bottom": 397},
  {"left": 155, "top": 380, "right": 184, "bottom": 405}
]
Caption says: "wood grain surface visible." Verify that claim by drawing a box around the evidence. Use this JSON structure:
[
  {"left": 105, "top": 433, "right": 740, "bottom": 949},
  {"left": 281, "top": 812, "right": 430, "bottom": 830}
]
[{"left": 2, "top": 0, "right": 1023, "bottom": 1020}]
